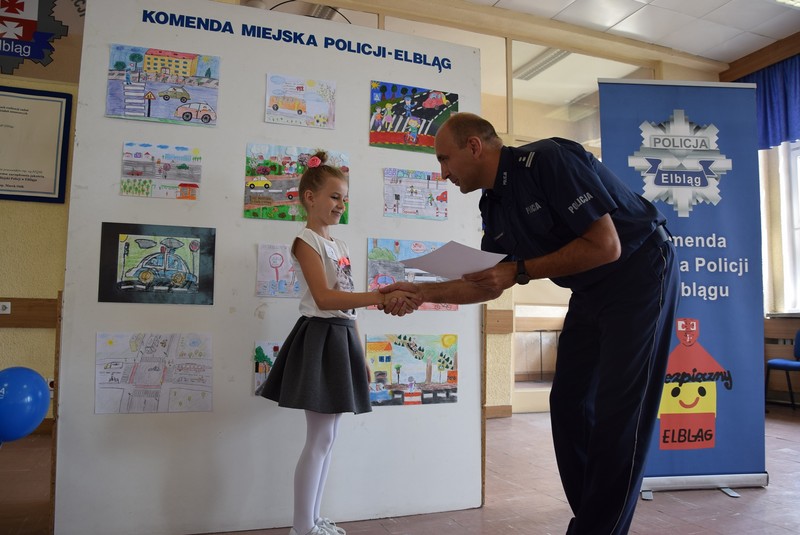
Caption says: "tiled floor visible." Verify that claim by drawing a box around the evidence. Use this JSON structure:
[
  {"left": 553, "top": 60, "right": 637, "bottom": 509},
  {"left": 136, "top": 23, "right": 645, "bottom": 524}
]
[{"left": 4, "top": 406, "right": 800, "bottom": 534}]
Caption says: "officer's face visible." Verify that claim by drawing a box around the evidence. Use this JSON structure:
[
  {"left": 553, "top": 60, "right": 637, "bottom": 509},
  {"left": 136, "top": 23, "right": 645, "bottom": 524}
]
[{"left": 435, "top": 127, "right": 479, "bottom": 194}]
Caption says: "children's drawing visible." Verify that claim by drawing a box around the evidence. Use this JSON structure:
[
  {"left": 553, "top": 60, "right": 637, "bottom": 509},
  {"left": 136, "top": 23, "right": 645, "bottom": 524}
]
[
  {"left": 244, "top": 143, "right": 349, "bottom": 222},
  {"left": 105, "top": 44, "right": 220, "bottom": 127},
  {"left": 120, "top": 141, "right": 202, "bottom": 200},
  {"left": 367, "top": 237, "right": 457, "bottom": 311},
  {"left": 253, "top": 340, "right": 283, "bottom": 394},
  {"left": 265, "top": 73, "right": 336, "bottom": 129},
  {"left": 257, "top": 243, "right": 300, "bottom": 298},
  {"left": 98, "top": 222, "right": 216, "bottom": 305},
  {"left": 95, "top": 332, "right": 213, "bottom": 414},
  {"left": 366, "top": 334, "right": 458, "bottom": 406},
  {"left": 658, "top": 317, "right": 733, "bottom": 451},
  {"left": 369, "top": 80, "right": 458, "bottom": 153},
  {"left": 383, "top": 167, "right": 448, "bottom": 220}
]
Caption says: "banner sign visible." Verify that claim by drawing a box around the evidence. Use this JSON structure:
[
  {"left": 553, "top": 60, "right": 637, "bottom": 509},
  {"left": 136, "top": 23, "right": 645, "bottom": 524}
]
[
  {"left": 598, "top": 80, "right": 765, "bottom": 481},
  {"left": 0, "top": 0, "right": 67, "bottom": 74}
]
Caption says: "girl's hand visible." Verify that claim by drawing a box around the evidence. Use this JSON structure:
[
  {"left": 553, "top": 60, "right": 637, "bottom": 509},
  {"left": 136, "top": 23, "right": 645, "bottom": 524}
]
[{"left": 384, "top": 289, "right": 418, "bottom": 316}]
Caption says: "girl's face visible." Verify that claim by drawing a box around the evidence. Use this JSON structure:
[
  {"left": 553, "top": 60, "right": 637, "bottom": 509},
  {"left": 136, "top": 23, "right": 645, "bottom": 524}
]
[{"left": 306, "top": 174, "right": 348, "bottom": 225}]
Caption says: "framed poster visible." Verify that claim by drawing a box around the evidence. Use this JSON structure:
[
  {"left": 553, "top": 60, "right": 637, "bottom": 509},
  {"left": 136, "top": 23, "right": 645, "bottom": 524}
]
[
  {"left": 0, "top": 85, "right": 72, "bottom": 203},
  {"left": 98, "top": 222, "right": 216, "bottom": 305}
]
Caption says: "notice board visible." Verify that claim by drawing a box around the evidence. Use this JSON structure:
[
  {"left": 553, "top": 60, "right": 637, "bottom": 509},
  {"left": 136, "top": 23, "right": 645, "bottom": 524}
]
[{"left": 56, "top": 1, "right": 483, "bottom": 534}]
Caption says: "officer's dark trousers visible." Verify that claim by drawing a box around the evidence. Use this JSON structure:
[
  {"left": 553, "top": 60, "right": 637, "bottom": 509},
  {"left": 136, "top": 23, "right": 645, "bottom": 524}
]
[{"left": 551, "top": 238, "right": 679, "bottom": 535}]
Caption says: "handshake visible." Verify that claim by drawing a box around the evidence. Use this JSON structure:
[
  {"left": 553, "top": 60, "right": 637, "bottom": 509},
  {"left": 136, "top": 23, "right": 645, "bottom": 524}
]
[
  {"left": 377, "top": 282, "right": 423, "bottom": 317},
  {"left": 373, "top": 261, "right": 515, "bottom": 317}
]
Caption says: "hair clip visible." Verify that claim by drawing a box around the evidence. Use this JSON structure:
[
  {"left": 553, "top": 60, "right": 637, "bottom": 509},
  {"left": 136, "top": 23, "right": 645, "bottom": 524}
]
[{"left": 307, "top": 156, "right": 322, "bottom": 168}]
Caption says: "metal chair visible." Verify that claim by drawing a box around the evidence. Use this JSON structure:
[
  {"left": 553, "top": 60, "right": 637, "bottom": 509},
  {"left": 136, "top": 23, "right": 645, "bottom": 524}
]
[{"left": 765, "top": 330, "right": 800, "bottom": 409}]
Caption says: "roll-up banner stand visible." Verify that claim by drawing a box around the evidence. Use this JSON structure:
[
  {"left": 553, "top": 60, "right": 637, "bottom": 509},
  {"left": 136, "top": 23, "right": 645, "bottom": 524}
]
[{"left": 598, "top": 80, "right": 767, "bottom": 495}]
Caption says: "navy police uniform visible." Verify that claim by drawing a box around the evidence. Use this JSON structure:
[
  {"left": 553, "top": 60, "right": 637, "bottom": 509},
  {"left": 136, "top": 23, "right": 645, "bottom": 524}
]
[{"left": 481, "top": 138, "right": 679, "bottom": 535}]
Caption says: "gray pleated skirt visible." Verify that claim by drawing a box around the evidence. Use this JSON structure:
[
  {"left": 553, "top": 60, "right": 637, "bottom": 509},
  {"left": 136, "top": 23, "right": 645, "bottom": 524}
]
[{"left": 258, "top": 316, "right": 372, "bottom": 414}]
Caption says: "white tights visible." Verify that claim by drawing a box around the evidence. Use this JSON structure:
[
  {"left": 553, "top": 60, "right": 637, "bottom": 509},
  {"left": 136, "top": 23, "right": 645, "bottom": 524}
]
[{"left": 293, "top": 411, "right": 341, "bottom": 535}]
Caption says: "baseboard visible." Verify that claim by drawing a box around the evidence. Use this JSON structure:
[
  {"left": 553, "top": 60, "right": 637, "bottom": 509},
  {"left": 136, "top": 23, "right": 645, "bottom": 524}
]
[
  {"left": 515, "top": 372, "right": 555, "bottom": 382},
  {"left": 512, "top": 384, "right": 551, "bottom": 413},
  {"left": 485, "top": 405, "right": 512, "bottom": 418}
]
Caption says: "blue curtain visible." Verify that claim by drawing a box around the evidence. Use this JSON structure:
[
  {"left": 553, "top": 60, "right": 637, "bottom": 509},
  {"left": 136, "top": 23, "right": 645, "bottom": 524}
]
[{"left": 736, "top": 54, "right": 800, "bottom": 150}]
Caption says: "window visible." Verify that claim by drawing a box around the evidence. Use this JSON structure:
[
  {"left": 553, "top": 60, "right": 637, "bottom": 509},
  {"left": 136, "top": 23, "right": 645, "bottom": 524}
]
[
  {"left": 786, "top": 140, "right": 800, "bottom": 311},
  {"left": 510, "top": 40, "right": 652, "bottom": 154},
  {"left": 762, "top": 139, "right": 800, "bottom": 313}
]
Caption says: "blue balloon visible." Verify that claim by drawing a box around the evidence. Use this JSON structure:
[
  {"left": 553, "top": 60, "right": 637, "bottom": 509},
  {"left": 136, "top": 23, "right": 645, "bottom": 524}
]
[{"left": 0, "top": 367, "right": 50, "bottom": 443}]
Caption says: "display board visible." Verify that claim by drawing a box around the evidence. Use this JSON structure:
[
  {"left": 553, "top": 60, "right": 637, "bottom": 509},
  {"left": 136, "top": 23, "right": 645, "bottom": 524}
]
[{"left": 56, "top": 1, "right": 482, "bottom": 534}]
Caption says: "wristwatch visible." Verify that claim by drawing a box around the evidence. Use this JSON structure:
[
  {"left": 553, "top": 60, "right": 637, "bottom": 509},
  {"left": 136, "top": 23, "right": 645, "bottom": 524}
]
[{"left": 515, "top": 259, "right": 531, "bottom": 285}]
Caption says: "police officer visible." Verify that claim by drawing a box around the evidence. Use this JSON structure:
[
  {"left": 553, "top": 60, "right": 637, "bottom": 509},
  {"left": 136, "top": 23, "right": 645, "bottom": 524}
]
[{"left": 381, "top": 112, "right": 679, "bottom": 534}]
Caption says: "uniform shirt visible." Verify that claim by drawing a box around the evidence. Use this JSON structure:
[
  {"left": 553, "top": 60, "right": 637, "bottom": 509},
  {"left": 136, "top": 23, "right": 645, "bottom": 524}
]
[
  {"left": 480, "top": 138, "right": 666, "bottom": 290},
  {"left": 293, "top": 228, "right": 356, "bottom": 319}
]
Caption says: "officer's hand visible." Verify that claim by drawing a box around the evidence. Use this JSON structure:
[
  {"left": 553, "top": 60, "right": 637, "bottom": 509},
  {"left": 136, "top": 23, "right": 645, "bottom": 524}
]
[{"left": 463, "top": 262, "right": 516, "bottom": 293}]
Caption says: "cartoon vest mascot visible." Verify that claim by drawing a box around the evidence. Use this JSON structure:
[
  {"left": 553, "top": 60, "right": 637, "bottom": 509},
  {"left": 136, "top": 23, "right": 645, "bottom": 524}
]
[{"left": 658, "top": 318, "right": 733, "bottom": 450}]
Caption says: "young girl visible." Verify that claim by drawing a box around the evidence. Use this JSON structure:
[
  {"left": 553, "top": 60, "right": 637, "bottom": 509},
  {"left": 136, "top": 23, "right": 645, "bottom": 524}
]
[{"left": 259, "top": 151, "right": 416, "bottom": 535}]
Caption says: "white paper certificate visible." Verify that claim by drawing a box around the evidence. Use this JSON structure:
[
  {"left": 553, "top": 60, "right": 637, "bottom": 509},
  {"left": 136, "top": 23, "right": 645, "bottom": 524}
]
[
  {"left": 0, "top": 87, "right": 70, "bottom": 202},
  {"left": 400, "top": 241, "right": 506, "bottom": 280}
]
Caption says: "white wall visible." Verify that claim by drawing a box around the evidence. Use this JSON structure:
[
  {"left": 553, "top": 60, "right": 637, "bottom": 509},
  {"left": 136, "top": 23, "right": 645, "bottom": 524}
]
[{"left": 56, "top": 1, "right": 482, "bottom": 533}]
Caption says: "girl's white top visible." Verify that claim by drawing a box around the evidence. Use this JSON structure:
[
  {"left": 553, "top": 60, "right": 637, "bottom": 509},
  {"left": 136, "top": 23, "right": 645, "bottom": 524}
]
[{"left": 293, "top": 228, "right": 357, "bottom": 320}]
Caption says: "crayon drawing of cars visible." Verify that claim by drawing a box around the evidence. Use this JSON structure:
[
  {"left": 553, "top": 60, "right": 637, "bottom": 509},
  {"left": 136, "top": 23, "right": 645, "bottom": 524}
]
[
  {"left": 369, "top": 273, "right": 396, "bottom": 291},
  {"left": 422, "top": 91, "right": 449, "bottom": 109},
  {"left": 158, "top": 86, "right": 190, "bottom": 103},
  {"left": 125, "top": 250, "right": 197, "bottom": 289},
  {"left": 175, "top": 102, "right": 216, "bottom": 124},
  {"left": 286, "top": 187, "right": 299, "bottom": 200},
  {"left": 246, "top": 177, "right": 272, "bottom": 190},
  {"left": 269, "top": 95, "right": 307, "bottom": 115}
]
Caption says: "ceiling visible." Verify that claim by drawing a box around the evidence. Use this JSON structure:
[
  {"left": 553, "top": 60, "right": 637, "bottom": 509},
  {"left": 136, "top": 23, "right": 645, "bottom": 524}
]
[
  {"left": 465, "top": 0, "right": 800, "bottom": 64},
  {"left": 244, "top": 0, "right": 799, "bottom": 106}
]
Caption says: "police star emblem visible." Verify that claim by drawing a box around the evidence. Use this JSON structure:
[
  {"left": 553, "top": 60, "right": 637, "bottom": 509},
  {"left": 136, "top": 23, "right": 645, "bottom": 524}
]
[
  {"left": 0, "top": 0, "right": 67, "bottom": 75},
  {"left": 627, "top": 109, "right": 732, "bottom": 218}
]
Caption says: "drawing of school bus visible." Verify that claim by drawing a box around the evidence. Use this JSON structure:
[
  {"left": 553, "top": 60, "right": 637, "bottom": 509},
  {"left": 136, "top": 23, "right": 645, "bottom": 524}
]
[{"left": 269, "top": 95, "right": 307, "bottom": 115}]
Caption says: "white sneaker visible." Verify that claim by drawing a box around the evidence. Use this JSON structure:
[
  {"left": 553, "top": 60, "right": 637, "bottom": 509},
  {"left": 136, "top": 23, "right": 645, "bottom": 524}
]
[
  {"left": 316, "top": 517, "right": 346, "bottom": 534},
  {"left": 288, "top": 526, "right": 330, "bottom": 535}
]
